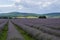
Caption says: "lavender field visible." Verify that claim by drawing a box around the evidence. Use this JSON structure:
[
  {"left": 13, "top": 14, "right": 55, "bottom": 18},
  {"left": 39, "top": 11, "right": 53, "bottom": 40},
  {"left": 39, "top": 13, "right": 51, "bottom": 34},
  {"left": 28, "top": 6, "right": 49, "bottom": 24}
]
[{"left": 0, "top": 18, "right": 60, "bottom": 40}]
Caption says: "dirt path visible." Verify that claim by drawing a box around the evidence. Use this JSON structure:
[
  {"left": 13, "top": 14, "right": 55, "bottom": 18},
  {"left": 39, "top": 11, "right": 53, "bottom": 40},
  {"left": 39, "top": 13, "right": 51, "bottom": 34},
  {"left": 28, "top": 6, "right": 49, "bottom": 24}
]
[{"left": 7, "top": 21, "right": 24, "bottom": 40}]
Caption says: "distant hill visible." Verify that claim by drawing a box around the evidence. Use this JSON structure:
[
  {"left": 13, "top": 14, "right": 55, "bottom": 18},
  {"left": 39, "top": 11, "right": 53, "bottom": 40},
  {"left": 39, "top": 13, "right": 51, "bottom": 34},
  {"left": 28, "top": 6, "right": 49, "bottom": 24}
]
[
  {"left": 0, "top": 12, "right": 40, "bottom": 17},
  {"left": 44, "top": 13, "right": 60, "bottom": 18},
  {"left": 0, "top": 12, "right": 60, "bottom": 18}
]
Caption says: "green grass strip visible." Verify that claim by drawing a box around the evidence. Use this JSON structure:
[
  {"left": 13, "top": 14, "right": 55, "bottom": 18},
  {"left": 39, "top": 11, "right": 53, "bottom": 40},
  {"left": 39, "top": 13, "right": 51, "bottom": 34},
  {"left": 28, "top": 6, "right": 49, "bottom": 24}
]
[
  {"left": 0, "top": 23, "right": 8, "bottom": 40},
  {"left": 13, "top": 23, "right": 36, "bottom": 40}
]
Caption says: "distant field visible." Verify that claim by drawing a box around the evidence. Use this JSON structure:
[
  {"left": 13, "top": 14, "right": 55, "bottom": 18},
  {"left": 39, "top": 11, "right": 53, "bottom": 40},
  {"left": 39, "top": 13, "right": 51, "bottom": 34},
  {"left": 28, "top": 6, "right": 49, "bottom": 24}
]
[
  {"left": 16, "top": 16, "right": 38, "bottom": 18},
  {"left": 0, "top": 18, "right": 60, "bottom": 40}
]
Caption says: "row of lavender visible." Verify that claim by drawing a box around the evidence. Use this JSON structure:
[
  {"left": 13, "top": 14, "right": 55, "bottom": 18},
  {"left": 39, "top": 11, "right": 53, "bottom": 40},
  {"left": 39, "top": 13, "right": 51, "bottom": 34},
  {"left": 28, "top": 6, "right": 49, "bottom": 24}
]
[
  {"left": 0, "top": 19, "right": 25, "bottom": 40},
  {"left": 16, "top": 18, "right": 60, "bottom": 37},
  {"left": 0, "top": 19, "right": 8, "bottom": 32},
  {"left": 7, "top": 21, "right": 24, "bottom": 40},
  {"left": 15, "top": 18, "right": 60, "bottom": 30},
  {"left": 11, "top": 18, "right": 60, "bottom": 40}
]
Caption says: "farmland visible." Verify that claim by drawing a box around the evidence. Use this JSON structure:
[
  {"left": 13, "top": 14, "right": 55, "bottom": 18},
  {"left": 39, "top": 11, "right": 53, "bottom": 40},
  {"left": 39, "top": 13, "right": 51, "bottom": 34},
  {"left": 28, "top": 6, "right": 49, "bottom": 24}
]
[{"left": 0, "top": 18, "right": 60, "bottom": 40}]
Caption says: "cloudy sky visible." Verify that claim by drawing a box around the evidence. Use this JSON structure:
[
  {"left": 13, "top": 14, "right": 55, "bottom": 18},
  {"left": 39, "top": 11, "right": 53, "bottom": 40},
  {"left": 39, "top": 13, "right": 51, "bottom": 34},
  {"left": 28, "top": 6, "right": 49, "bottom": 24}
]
[{"left": 0, "top": 0, "right": 60, "bottom": 14}]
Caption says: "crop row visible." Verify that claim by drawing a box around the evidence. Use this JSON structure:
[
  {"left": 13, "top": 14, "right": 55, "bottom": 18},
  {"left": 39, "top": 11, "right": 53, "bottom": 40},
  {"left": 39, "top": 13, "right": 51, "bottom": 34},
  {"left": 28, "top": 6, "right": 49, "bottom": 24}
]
[
  {"left": 6, "top": 21, "right": 24, "bottom": 40},
  {"left": 11, "top": 19, "right": 60, "bottom": 40}
]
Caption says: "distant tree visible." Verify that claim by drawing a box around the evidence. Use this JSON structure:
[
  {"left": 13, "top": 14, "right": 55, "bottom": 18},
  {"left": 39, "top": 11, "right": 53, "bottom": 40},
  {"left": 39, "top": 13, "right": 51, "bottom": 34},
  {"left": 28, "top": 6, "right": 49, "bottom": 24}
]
[
  {"left": 38, "top": 16, "right": 46, "bottom": 19},
  {"left": 0, "top": 16, "right": 8, "bottom": 19},
  {"left": 9, "top": 17, "right": 12, "bottom": 19},
  {"left": 0, "top": 16, "right": 13, "bottom": 19},
  {"left": 3, "top": 17, "right": 8, "bottom": 19}
]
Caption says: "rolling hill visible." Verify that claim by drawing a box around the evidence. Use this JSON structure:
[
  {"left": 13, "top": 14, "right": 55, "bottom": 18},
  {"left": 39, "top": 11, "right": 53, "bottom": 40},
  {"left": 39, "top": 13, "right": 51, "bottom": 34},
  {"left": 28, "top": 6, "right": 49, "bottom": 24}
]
[
  {"left": 44, "top": 13, "right": 60, "bottom": 18},
  {"left": 0, "top": 12, "right": 40, "bottom": 17},
  {"left": 0, "top": 12, "right": 60, "bottom": 18}
]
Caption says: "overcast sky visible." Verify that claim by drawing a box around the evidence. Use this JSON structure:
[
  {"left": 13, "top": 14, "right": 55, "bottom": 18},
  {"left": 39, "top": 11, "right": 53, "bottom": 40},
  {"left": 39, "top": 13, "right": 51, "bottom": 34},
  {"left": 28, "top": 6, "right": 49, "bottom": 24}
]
[{"left": 0, "top": 0, "right": 60, "bottom": 14}]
